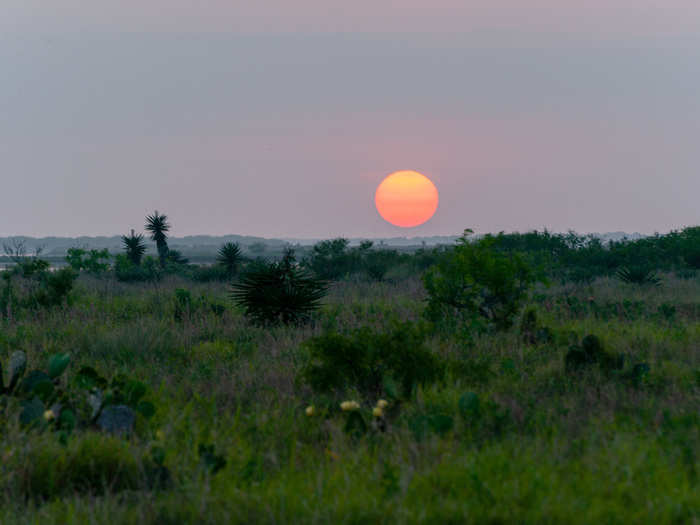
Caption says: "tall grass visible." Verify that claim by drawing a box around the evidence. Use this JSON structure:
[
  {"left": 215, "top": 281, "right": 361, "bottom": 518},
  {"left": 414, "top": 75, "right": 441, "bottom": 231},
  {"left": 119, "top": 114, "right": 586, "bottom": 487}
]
[{"left": 0, "top": 273, "right": 697, "bottom": 523}]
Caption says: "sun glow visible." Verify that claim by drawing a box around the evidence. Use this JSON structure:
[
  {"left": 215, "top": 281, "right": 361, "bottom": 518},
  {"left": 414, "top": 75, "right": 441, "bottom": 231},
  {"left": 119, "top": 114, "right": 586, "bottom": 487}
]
[{"left": 375, "top": 170, "right": 439, "bottom": 228}]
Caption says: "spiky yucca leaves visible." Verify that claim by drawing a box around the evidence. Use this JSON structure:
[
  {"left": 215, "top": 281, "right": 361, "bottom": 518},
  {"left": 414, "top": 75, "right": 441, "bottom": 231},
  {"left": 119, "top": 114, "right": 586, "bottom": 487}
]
[
  {"left": 121, "top": 230, "right": 146, "bottom": 266},
  {"left": 145, "top": 211, "right": 171, "bottom": 267},
  {"left": 231, "top": 249, "right": 327, "bottom": 326},
  {"left": 217, "top": 242, "right": 242, "bottom": 278},
  {"left": 616, "top": 266, "right": 661, "bottom": 286}
]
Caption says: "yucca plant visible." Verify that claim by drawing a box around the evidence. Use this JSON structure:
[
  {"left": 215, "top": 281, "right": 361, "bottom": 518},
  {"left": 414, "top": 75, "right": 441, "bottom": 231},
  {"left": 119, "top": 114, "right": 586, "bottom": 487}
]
[
  {"left": 616, "top": 266, "right": 661, "bottom": 286},
  {"left": 231, "top": 249, "right": 327, "bottom": 326},
  {"left": 217, "top": 242, "right": 242, "bottom": 278},
  {"left": 145, "top": 211, "right": 171, "bottom": 267},
  {"left": 121, "top": 230, "right": 146, "bottom": 266}
]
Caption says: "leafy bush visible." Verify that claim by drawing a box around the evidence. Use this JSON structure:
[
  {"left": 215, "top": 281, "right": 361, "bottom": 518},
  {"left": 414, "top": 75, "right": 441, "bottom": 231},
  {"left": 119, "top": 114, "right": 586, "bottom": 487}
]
[
  {"left": 66, "top": 247, "right": 111, "bottom": 274},
  {"left": 33, "top": 268, "right": 77, "bottom": 307},
  {"left": 231, "top": 249, "right": 327, "bottom": 326},
  {"left": 303, "top": 238, "right": 359, "bottom": 280},
  {"left": 114, "top": 255, "right": 162, "bottom": 283},
  {"left": 174, "top": 288, "right": 192, "bottom": 322},
  {"left": 424, "top": 231, "right": 536, "bottom": 332},
  {"left": 565, "top": 334, "right": 624, "bottom": 374},
  {"left": 363, "top": 248, "right": 402, "bottom": 281},
  {"left": 189, "top": 264, "right": 230, "bottom": 282},
  {"left": 519, "top": 308, "right": 553, "bottom": 345},
  {"left": 301, "top": 321, "right": 443, "bottom": 399}
]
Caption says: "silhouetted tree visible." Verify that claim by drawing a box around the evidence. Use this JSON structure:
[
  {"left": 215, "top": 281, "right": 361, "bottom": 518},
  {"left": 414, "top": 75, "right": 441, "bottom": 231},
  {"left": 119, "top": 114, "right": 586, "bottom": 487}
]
[
  {"left": 121, "top": 229, "right": 146, "bottom": 266},
  {"left": 231, "top": 248, "right": 327, "bottom": 326},
  {"left": 217, "top": 242, "right": 242, "bottom": 278},
  {"left": 145, "top": 211, "right": 171, "bottom": 267}
]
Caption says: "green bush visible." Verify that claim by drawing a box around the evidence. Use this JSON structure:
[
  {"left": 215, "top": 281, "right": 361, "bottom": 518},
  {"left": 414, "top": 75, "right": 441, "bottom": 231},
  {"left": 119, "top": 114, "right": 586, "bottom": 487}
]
[
  {"left": 114, "top": 254, "right": 162, "bottom": 283},
  {"left": 363, "top": 248, "right": 402, "bottom": 281},
  {"left": 565, "top": 334, "right": 624, "bottom": 374},
  {"left": 231, "top": 249, "right": 327, "bottom": 326},
  {"left": 303, "top": 238, "right": 358, "bottom": 280},
  {"left": 34, "top": 268, "right": 77, "bottom": 307},
  {"left": 65, "top": 247, "right": 111, "bottom": 274},
  {"left": 301, "top": 321, "right": 443, "bottom": 399},
  {"left": 424, "top": 231, "right": 536, "bottom": 332}
]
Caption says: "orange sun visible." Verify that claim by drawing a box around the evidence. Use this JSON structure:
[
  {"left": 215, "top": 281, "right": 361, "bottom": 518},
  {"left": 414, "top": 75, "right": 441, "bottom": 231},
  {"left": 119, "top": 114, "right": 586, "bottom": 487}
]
[{"left": 375, "top": 170, "right": 439, "bottom": 228}]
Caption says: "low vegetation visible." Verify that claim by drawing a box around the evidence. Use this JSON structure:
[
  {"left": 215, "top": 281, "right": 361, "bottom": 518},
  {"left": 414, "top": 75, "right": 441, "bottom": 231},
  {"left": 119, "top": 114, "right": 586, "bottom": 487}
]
[{"left": 0, "top": 218, "right": 698, "bottom": 523}]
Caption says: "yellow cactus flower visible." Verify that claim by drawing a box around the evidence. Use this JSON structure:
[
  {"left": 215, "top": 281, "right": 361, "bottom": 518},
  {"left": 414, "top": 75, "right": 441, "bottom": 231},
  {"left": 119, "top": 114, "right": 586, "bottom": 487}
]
[
  {"left": 376, "top": 399, "right": 389, "bottom": 409},
  {"left": 372, "top": 406, "right": 384, "bottom": 418},
  {"left": 340, "top": 400, "right": 360, "bottom": 411},
  {"left": 43, "top": 410, "right": 55, "bottom": 421},
  {"left": 305, "top": 405, "right": 315, "bottom": 416}
]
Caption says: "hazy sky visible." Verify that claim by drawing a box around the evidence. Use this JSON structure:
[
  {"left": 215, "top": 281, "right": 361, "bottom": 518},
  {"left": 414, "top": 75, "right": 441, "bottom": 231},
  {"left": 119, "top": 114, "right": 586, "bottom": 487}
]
[{"left": 2, "top": 2, "right": 699, "bottom": 238}]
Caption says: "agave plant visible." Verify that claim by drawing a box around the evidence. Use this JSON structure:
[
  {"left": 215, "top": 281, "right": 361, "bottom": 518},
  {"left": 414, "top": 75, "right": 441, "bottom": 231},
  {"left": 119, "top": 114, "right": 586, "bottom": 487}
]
[
  {"left": 145, "top": 211, "right": 171, "bottom": 267},
  {"left": 616, "top": 266, "right": 661, "bottom": 286},
  {"left": 231, "top": 249, "right": 327, "bottom": 326},
  {"left": 121, "top": 230, "right": 146, "bottom": 266},
  {"left": 217, "top": 242, "right": 242, "bottom": 278}
]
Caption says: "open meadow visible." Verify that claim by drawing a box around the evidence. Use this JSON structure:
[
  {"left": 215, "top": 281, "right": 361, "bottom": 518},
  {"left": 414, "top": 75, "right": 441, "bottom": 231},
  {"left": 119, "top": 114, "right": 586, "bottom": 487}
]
[{"left": 0, "top": 230, "right": 698, "bottom": 523}]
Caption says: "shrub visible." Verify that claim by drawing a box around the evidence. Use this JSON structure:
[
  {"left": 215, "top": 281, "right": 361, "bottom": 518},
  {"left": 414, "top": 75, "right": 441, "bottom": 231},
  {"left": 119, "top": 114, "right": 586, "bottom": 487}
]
[
  {"left": 424, "top": 231, "right": 536, "bottom": 332},
  {"left": 114, "top": 255, "right": 162, "bottom": 283},
  {"left": 363, "top": 249, "right": 401, "bottom": 281},
  {"left": 189, "top": 264, "right": 230, "bottom": 282},
  {"left": 565, "top": 334, "right": 624, "bottom": 374},
  {"left": 519, "top": 308, "right": 553, "bottom": 345},
  {"left": 303, "top": 238, "right": 359, "bottom": 280},
  {"left": 301, "top": 321, "right": 443, "bottom": 399},
  {"left": 65, "top": 247, "right": 111, "bottom": 274},
  {"left": 231, "top": 249, "right": 327, "bottom": 326},
  {"left": 34, "top": 268, "right": 77, "bottom": 307},
  {"left": 174, "top": 288, "right": 192, "bottom": 322}
]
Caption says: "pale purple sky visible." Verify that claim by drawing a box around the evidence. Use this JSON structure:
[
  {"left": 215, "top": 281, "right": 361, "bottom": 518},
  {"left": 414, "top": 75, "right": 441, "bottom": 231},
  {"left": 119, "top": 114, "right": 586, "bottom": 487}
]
[{"left": 2, "top": 1, "right": 699, "bottom": 238}]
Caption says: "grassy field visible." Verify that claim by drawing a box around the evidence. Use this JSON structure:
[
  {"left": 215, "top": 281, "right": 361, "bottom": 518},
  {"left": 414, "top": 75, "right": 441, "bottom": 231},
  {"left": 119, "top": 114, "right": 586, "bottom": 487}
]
[{"left": 0, "top": 272, "right": 698, "bottom": 524}]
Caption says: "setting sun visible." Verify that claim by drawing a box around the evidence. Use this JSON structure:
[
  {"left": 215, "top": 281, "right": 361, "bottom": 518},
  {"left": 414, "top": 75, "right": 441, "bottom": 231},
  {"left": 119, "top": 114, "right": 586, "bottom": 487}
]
[{"left": 375, "top": 170, "right": 439, "bottom": 228}]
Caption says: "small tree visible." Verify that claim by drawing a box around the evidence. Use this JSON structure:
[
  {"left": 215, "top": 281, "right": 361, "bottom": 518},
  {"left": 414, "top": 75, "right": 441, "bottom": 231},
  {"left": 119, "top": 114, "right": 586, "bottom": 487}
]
[
  {"left": 121, "top": 230, "right": 146, "bottom": 266},
  {"left": 145, "top": 211, "right": 171, "bottom": 267},
  {"left": 231, "top": 249, "right": 327, "bottom": 326},
  {"left": 424, "top": 230, "right": 535, "bottom": 332},
  {"left": 301, "top": 321, "right": 442, "bottom": 400},
  {"left": 217, "top": 242, "right": 242, "bottom": 278},
  {"left": 66, "top": 248, "right": 111, "bottom": 274},
  {"left": 304, "top": 238, "right": 358, "bottom": 280}
]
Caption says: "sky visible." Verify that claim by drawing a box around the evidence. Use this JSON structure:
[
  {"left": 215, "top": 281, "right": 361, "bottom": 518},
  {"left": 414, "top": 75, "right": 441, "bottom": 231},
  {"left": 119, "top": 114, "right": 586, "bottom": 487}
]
[{"left": 2, "top": 1, "right": 699, "bottom": 238}]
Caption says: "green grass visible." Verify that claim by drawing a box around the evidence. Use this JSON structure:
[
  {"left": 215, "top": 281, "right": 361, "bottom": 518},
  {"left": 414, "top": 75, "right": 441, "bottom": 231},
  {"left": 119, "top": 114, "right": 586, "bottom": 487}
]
[{"left": 0, "top": 274, "right": 698, "bottom": 523}]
